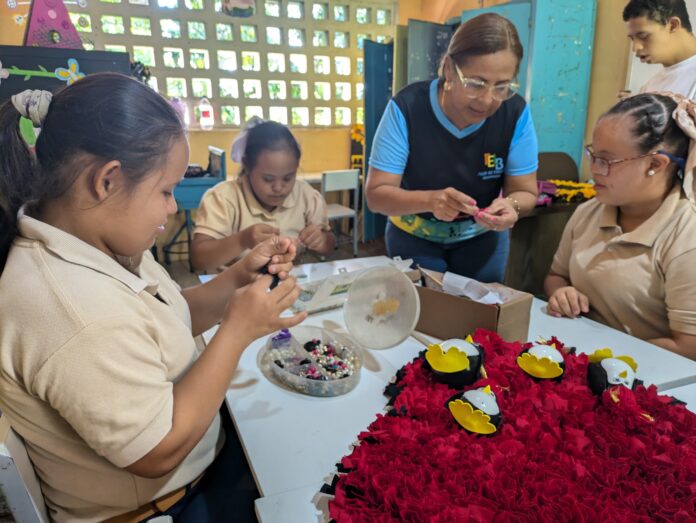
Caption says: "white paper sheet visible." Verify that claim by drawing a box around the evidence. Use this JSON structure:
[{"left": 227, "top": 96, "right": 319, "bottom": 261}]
[{"left": 442, "top": 272, "right": 503, "bottom": 305}]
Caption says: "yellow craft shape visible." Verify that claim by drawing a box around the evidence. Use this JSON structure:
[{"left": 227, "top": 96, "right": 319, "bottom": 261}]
[
  {"left": 616, "top": 355, "right": 638, "bottom": 372},
  {"left": 372, "top": 297, "right": 400, "bottom": 317},
  {"left": 517, "top": 352, "right": 563, "bottom": 379},
  {"left": 448, "top": 399, "right": 497, "bottom": 435},
  {"left": 425, "top": 343, "right": 470, "bottom": 373},
  {"left": 588, "top": 348, "right": 638, "bottom": 372},
  {"left": 588, "top": 348, "right": 614, "bottom": 364}
]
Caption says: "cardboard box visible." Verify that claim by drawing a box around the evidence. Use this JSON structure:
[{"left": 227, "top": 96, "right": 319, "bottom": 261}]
[{"left": 408, "top": 269, "right": 533, "bottom": 343}]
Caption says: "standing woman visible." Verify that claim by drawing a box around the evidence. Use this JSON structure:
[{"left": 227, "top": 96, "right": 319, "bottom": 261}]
[{"left": 365, "top": 13, "right": 538, "bottom": 282}]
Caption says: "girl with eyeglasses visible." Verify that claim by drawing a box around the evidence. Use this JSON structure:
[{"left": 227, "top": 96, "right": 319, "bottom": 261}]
[
  {"left": 365, "top": 13, "right": 539, "bottom": 282},
  {"left": 545, "top": 93, "right": 696, "bottom": 360}
]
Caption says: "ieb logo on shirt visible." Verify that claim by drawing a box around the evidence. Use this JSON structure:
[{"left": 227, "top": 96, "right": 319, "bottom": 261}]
[
  {"left": 484, "top": 153, "right": 504, "bottom": 170},
  {"left": 478, "top": 153, "right": 505, "bottom": 180}
]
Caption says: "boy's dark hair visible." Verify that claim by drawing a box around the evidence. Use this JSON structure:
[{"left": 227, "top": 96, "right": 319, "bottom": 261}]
[
  {"left": 0, "top": 72, "right": 185, "bottom": 271},
  {"left": 241, "top": 121, "right": 301, "bottom": 175},
  {"left": 623, "top": 0, "right": 692, "bottom": 33},
  {"left": 604, "top": 93, "right": 689, "bottom": 169}
]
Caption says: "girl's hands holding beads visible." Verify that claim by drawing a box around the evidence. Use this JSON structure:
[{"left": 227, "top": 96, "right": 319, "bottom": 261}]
[
  {"left": 240, "top": 236, "right": 296, "bottom": 286},
  {"left": 222, "top": 276, "right": 306, "bottom": 344}
]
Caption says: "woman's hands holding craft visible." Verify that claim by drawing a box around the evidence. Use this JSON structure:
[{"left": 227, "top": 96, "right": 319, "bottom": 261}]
[
  {"left": 429, "top": 187, "right": 479, "bottom": 221},
  {"left": 474, "top": 197, "right": 519, "bottom": 231}
]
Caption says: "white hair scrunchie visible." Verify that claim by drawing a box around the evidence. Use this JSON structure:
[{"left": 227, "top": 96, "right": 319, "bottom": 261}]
[
  {"left": 11, "top": 89, "right": 53, "bottom": 128},
  {"left": 230, "top": 115, "right": 265, "bottom": 164},
  {"left": 671, "top": 96, "right": 696, "bottom": 203}
]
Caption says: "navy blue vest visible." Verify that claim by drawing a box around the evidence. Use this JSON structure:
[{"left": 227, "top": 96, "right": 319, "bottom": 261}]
[{"left": 392, "top": 81, "right": 527, "bottom": 219}]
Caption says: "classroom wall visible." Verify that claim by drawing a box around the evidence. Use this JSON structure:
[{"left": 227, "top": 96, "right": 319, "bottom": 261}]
[
  {"left": 581, "top": 0, "right": 632, "bottom": 180},
  {"left": 398, "top": 0, "right": 512, "bottom": 25},
  {"left": 187, "top": 127, "right": 352, "bottom": 178},
  {"left": 0, "top": 4, "right": 28, "bottom": 45},
  {"left": 398, "top": 0, "right": 429, "bottom": 24},
  {"left": 3, "top": 0, "right": 629, "bottom": 182},
  {"left": 0, "top": 12, "right": 353, "bottom": 180},
  {"left": 421, "top": 0, "right": 512, "bottom": 23}
]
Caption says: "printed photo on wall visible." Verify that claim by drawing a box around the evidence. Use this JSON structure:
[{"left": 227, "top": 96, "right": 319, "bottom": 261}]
[{"left": 221, "top": 0, "right": 255, "bottom": 17}]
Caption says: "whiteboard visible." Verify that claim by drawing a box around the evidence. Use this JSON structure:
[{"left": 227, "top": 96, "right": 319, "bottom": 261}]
[{"left": 626, "top": 0, "right": 696, "bottom": 92}]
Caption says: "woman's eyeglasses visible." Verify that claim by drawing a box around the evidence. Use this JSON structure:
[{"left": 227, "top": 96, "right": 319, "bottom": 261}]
[
  {"left": 584, "top": 144, "right": 686, "bottom": 177},
  {"left": 453, "top": 63, "right": 519, "bottom": 102}
]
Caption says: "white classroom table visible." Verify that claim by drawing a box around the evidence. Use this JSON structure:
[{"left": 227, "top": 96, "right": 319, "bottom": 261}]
[
  {"left": 200, "top": 256, "right": 696, "bottom": 520},
  {"left": 254, "top": 484, "right": 326, "bottom": 523},
  {"left": 527, "top": 298, "right": 696, "bottom": 391},
  {"left": 664, "top": 383, "right": 696, "bottom": 413}
]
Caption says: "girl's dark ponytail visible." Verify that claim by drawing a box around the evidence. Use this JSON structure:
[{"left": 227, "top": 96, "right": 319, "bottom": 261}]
[
  {"left": 0, "top": 73, "right": 185, "bottom": 274},
  {"left": 0, "top": 100, "right": 38, "bottom": 272}
]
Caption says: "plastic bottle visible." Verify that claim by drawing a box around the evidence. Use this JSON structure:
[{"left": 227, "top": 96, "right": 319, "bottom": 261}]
[{"left": 198, "top": 97, "right": 214, "bottom": 130}]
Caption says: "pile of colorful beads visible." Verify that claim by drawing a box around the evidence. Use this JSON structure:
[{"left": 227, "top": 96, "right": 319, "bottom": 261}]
[
  {"left": 264, "top": 327, "right": 362, "bottom": 397},
  {"left": 302, "top": 338, "right": 356, "bottom": 380}
]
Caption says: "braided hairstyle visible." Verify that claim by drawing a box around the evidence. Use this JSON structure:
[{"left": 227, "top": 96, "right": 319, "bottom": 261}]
[{"left": 604, "top": 94, "right": 689, "bottom": 173}]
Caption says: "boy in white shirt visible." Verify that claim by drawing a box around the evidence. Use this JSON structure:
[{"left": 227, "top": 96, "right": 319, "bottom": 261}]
[{"left": 624, "top": 0, "right": 696, "bottom": 98}]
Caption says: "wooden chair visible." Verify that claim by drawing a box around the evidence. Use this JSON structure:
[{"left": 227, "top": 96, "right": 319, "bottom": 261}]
[{"left": 537, "top": 152, "right": 579, "bottom": 181}]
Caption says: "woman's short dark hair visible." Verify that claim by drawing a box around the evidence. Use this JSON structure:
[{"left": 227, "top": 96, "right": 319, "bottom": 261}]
[
  {"left": 440, "top": 13, "right": 524, "bottom": 78},
  {"left": 0, "top": 72, "right": 185, "bottom": 271}
]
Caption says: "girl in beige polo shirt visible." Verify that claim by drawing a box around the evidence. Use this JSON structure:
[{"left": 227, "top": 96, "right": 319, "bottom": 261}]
[
  {"left": 545, "top": 93, "right": 696, "bottom": 360},
  {"left": 0, "top": 74, "right": 306, "bottom": 522},
  {"left": 191, "top": 120, "right": 335, "bottom": 271}
]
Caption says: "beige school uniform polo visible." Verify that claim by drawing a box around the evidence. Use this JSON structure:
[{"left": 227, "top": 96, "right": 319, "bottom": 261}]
[
  {"left": 193, "top": 176, "right": 330, "bottom": 241},
  {"left": 551, "top": 186, "right": 696, "bottom": 340},
  {"left": 0, "top": 213, "right": 222, "bottom": 522}
]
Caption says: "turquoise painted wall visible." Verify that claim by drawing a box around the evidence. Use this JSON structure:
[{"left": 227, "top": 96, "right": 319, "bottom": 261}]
[
  {"left": 461, "top": 0, "right": 597, "bottom": 170},
  {"left": 528, "top": 0, "right": 597, "bottom": 168}
]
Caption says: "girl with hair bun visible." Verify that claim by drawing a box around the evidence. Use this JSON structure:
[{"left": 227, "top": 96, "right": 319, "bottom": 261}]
[{"left": 191, "top": 118, "right": 335, "bottom": 271}]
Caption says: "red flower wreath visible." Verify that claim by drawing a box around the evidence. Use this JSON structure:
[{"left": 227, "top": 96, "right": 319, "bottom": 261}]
[{"left": 327, "top": 330, "right": 696, "bottom": 522}]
